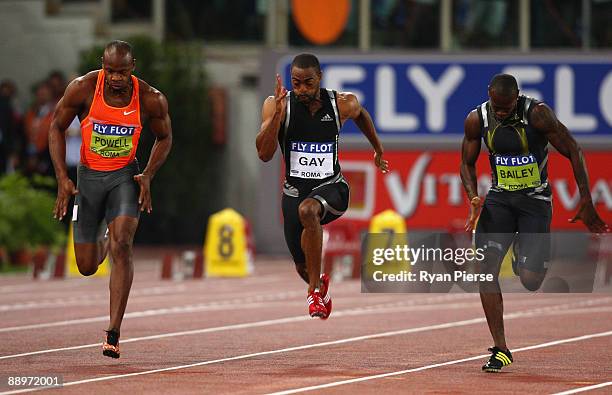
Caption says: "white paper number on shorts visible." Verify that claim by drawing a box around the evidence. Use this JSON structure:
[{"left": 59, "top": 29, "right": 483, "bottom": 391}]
[
  {"left": 289, "top": 141, "right": 334, "bottom": 179},
  {"left": 72, "top": 205, "right": 78, "bottom": 221}
]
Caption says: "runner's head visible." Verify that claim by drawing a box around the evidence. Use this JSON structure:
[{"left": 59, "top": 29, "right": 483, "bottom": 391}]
[
  {"left": 290, "top": 53, "right": 321, "bottom": 105},
  {"left": 488, "top": 74, "right": 519, "bottom": 122},
  {"left": 101, "top": 40, "right": 135, "bottom": 94}
]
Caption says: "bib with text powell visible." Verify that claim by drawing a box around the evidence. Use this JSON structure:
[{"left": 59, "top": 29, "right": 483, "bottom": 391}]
[{"left": 80, "top": 70, "right": 143, "bottom": 171}]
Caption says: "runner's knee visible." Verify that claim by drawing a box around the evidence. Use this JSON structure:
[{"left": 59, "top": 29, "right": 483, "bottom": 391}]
[
  {"left": 298, "top": 200, "right": 321, "bottom": 226},
  {"left": 76, "top": 261, "right": 98, "bottom": 276},
  {"left": 519, "top": 269, "right": 545, "bottom": 291},
  {"left": 480, "top": 246, "right": 504, "bottom": 275},
  {"left": 110, "top": 236, "right": 132, "bottom": 258}
]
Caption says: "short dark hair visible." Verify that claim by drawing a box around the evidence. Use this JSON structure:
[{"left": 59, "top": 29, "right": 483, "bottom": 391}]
[
  {"left": 489, "top": 74, "right": 519, "bottom": 96},
  {"left": 291, "top": 53, "right": 321, "bottom": 73},
  {"left": 104, "top": 40, "right": 134, "bottom": 59}
]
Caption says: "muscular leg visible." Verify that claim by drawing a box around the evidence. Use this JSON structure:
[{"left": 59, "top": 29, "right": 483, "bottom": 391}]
[
  {"left": 295, "top": 263, "right": 309, "bottom": 283},
  {"left": 74, "top": 233, "right": 110, "bottom": 276},
  {"left": 107, "top": 215, "right": 138, "bottom": 333},
  {"left": 519, "top": 268, "right": 546, "bottom": 291},
  {"left": 298, "top": 198, "right": 323, "bottom": 293},
  {"left": 476, "top": 193, "right": 516, "bottom": 352},
  {"left": 479, "top": 247, "right": 508, "bottom": 351}
]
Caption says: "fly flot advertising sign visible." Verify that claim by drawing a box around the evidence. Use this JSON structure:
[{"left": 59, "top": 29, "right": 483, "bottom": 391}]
[{"left": 281, "top": 57, "right": 612, "bottom": 139}]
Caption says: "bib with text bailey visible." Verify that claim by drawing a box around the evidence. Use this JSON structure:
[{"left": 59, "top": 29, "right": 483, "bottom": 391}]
[{"left": 494, "top": 154, "right": 541, "bottom": 191}]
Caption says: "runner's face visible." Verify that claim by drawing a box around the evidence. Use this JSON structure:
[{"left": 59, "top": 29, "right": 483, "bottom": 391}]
[
  {"left": 291, "top": 66, "right": 321, "bottom": 104},
  {"left": 102, "top": 52, "right": 135, "bottom": 94},
  {"left": 488, "top": 89, "right": 518, "bottom": 122}
]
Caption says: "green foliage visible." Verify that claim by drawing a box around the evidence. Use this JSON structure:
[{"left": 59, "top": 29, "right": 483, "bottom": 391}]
[
  {"left": 79, "top": 36, "right": 221, "bottom": 244},
  {"left": 0, "top": 174, "right": 65, "bottom": 253}
]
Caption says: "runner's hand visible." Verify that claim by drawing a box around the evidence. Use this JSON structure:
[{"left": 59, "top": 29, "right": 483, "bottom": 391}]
[
  {"left": 134, "top": 173, "right": 152, "bottom": 214},
  {"left": 569, "top": 198, "right": 609, "bottom": 233},
  {"left": 374, "top": 151, "right": 389, "bottom": 173},
  {"left": 274, "top": 74, "right": 288, "bottom": 115},
  {"left": 53, "top": 177, "right": 78, "bottom": 221},
  {"left": 465, "top": 196, "right": 483, "bottom": 232}
]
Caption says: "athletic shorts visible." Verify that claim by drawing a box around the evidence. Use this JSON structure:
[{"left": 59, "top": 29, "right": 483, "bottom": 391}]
[
  {"left": 72, "top": 161, "right": 140, "bottom": 243},
  {"left": 282, "top": 178, "right": 350, "bottom": 264},
  {"left": 475, "top": 191, "right": 552, "bottom": 273}
]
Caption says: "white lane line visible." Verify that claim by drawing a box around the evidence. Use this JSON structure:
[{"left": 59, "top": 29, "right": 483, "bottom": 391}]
[
  {"left": 551, "top": 381, "right": 612, "bottom": 395},
  {"left": 0, "top": 285, "right": 188, "bottom": 311},
  {"left": 0, "top": 318, "right": 493, "bottom": 395},
  {"left": 0, "top": 300, "right": 610, "bottom": 395},
  {"left": 0, "top": 281, "right": 309, "bottom": 312},
  {"left": 0, "top": 290, "right": 306, "bottom": 333},
  {"left": 0, "top": 295, "right": 607, "bottom": 359},
  {"left": 4, "top": 301, "right": 610, "bottom": 362},
  {"left": 0, "top": 297, "right": 475, "bottom": 360},
  {"left": 0, "top": 273, "right": 287, "bottom": 295},
  {"left": 0, "top": 293, "right": 468, "bottom": 333},
  {"left": 267, "top": 331, "right": 612, "bottom": 395}
]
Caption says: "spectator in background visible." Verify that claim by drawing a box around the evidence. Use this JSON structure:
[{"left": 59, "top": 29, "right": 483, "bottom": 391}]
[
  {"left": 372, "top": 0, "right": 439, "bottom": 48},
  {"left": 0, "top": 79, "right": 24, "bottom": 174},
  {"left": 47, "top": 70, "right": 67, "bottom": 104},
  {"left": 454, "top": 0, "right": 513, "bottom": 48},
  {"left": 592, "top": 0, "right": 612, "bottom": 47},
  {"left": 23, "top": 81, "right": 54, "bottom": 177}
]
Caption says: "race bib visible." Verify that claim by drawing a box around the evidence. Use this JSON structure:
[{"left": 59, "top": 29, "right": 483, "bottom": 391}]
[
  {"left": 289, "top": 141, "right": 335, "bottom": 179},
  {"left": 90, "top": 122, "right": 134, "bottom": 159},
  {"left": 494, "top": 154, "right": 541, "bottom": 191}
]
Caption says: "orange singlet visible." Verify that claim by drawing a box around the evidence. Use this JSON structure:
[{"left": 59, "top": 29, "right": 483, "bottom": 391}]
[{"left": 80, "top": 70, "right": 142, "bottom": 171}]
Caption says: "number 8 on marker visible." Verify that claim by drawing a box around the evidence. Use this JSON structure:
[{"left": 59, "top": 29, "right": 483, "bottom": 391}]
[{"left": 218, "top": 225, "right": 234, "bottom": 259}]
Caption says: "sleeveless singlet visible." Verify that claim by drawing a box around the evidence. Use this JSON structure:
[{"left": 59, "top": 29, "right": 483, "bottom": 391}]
[
  {"left": 476, "top": 95, "right": 551, "bottom": 201},
  {"left": 279, "top": 88, "right": 343, "bottom": 197},
  {"left": 80, "top": 70, "right": 142, "bottom": 171}
]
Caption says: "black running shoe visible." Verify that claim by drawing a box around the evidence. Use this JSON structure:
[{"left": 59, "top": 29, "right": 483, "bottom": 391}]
[
  {"left": 102, "top": 329, "right": 120, "bottom": 359},
  {"left": 482, "top": 346, "right": 513, "bottom": 372}
]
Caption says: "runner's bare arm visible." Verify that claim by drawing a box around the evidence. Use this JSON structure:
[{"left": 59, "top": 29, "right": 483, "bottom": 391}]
[
  {"left": 461, "top": 110, "right": 483, "bottom": 232},
  {"left": 49, "top": 78, "right": 87, "bottom": 181},
  {"left": 338, "top": 92, "right": 387, "bottom": 173},
  {"left": 460, "top": 110, "right": 482, "bottom": 200},
  {"left": 49, "top": 78, "right": 88, "bottom": 220},
  {"left": 530, "top": 103, "right": 608, "bottom": 232},
  {"left": 141, "top": 89, "right": 172, "bottom": 179},
  {"left": 135, "top": 89, "right": 172, "bottom": 214},
  {"left": 531, "top": 103, "right": 590, "bottom": 199},
  {"left": 257, "top": 74, "right": 287, "bottom": 162}
]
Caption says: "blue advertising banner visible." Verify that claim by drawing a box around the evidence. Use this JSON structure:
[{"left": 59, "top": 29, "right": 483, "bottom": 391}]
[{"left": 281, "top": 57, "right": 612, "bottom": 139}]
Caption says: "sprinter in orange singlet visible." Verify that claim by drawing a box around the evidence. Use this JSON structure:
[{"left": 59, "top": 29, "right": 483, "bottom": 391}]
[{"left": 49, "top": 40, "right": 172, "bottom": 359}]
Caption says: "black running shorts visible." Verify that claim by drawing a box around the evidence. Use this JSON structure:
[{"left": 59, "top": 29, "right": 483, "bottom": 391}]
[
  {"left": 475, "top": 191, "right": 552, "bottom": 273},
  {"left": 72, "top": 161, "right": 140, "bottom": 243},
  {"left": 282, "top": 179, "right": 350, "bottom": 264}
]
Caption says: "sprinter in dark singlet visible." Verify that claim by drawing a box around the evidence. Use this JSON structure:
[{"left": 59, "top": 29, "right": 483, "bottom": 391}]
[
  {"left": 257, "top": 54, "right": 388, "bottom": 319},
  {"left": 49, "top": 40, "right": 172, "bottom": 358},
  {"left": 460, "top": 74, "right": 608, "bottom": 372}
]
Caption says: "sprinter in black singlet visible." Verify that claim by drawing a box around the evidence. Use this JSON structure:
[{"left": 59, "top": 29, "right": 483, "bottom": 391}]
[
  {"left": 460, "top": 74, "right": 608, "bottom": 372},
  {"left": 257, "top": 54, "right": 388, "bottom": 319}
]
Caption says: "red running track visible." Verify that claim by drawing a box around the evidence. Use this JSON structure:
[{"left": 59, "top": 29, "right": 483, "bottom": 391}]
[{"left": 0, "top": 257, "right": 611, "bottom": 395}]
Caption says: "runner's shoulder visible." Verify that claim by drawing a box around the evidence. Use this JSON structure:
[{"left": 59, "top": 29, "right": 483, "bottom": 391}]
[
  {"left": 336, "top": 91, "right": 358, "bottom": 104},
  {"left": 64, "top": 70, "right": 98, "bottom": 103},
  {"left": 138, "top": 79, "right": 168, "bottom": 116},
  {"left": 335, "top": 91, "right": 360, "bottom": 118}
]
